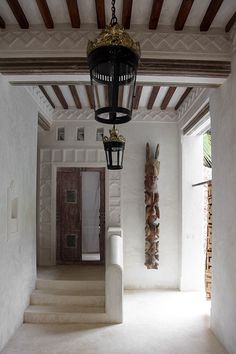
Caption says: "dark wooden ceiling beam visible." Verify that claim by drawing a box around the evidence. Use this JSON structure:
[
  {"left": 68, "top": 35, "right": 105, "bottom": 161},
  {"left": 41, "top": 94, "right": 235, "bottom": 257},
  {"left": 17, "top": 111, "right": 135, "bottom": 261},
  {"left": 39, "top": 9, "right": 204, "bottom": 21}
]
[
  {"left": 122, "top": 0, "right": 133, "bottom": 29},
  {"left": 225, "top": 11, "right": 236, "bottom": 32},
  {"left": 160, "top": 87, "right": 176, "bottom": 110},
  {"left": 69, "top": 85, "right": 81, "bottom": 109},
  {"left": 174, "top": 87, "right": 192, "bottom": 110},
  {"left": 133, "top": 85, "right": 143, "bottom": 109},
  {"left": 200, "top": 0, "right": 224, "bottom": 31},
  {"left": 52, "top": 85, "right": 68, "bottom": 109},
  {"left": 149, "top": 0, "right": 164, "bottom": 30},
  {"left": 95, "top": 0, "right": 106, "bottom": 29},
  {"left": 85, "top": 85, "right": 94, "bottom": 109},
  {"left": 175, "top": 0, "right": 194, "bottom": 31},
  {"left": 36, "top": 0, "right": 54, "bottom": 29},
  {"left": 0, "top": 16, "right": 6, "bottom": 28},
  {"left": 6, "top": 0, "right": 29, "bottom": 29},
  {"left": 147, "top": 86, "right": 160, "bottom": 109},
  {"left": 66, "top": 0, "right": 80, "bottom": 28},
  {"left": 39, "top": 85, "right": 55, "bottom": 109}
]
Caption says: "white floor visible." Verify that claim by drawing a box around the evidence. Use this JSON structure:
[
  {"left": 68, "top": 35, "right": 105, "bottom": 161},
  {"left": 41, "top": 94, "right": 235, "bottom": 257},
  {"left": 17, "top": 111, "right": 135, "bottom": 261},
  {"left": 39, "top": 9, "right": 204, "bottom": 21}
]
[{"left": 1, "top": 290, "right": 227, "bottom": 354}]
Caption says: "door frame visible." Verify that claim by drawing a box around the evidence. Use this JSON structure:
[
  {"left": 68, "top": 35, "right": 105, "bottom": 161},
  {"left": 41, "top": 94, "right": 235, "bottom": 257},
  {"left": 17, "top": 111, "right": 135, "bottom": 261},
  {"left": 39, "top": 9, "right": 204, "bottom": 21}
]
[{"left": 51, "top": 162, "right": 108, "bottom": 266}]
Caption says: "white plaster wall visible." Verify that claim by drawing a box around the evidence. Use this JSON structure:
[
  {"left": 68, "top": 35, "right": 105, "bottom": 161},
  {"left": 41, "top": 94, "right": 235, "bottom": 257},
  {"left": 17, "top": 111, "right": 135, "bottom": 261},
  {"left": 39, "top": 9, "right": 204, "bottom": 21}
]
[
  {"left": 38, "top": 119, "right": 180, "bottom": 289},
  {"left": 0, "top": 76, "right": 38, "bottom": 351},
  {"left": 180, "top": 136, "right": 205, "bottom": 291},
  {"left": 210, "top": 47, "right": 236, "bottom": 354},
  {"left": 122, "top": 123, "right": 179, "bottom": 289},
  {"left": 210, "top": 45, "right": 236, "bottom": 354}
]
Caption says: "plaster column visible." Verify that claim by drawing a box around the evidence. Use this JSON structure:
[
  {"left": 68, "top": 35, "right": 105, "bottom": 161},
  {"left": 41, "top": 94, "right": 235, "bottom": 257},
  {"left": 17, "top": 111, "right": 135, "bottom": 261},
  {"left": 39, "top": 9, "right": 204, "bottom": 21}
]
[{"left": 210, "top": 29, "right": 236, "bottom": 354}]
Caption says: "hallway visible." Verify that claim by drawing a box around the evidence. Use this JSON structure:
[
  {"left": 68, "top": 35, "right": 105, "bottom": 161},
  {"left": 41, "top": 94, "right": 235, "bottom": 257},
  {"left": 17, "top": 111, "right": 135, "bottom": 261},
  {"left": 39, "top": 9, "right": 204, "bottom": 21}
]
[{"left": 1, "top": 290, "right": 227, "bottom": 354}]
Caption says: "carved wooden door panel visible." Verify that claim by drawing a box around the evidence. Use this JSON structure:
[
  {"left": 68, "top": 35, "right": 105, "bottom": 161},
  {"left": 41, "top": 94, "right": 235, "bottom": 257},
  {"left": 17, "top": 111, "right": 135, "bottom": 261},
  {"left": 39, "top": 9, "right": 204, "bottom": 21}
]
[
  {"left": 57, "top": 168, "right": 81, "bottom": 263},
  {"left": 56, "top": 167, "right": 105, "bottom": 264}
]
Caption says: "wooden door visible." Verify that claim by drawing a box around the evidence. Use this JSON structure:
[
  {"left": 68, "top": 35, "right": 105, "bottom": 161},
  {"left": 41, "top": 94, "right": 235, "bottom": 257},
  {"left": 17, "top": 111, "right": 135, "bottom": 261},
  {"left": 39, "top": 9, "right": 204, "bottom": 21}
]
[
  {"left": 57, "top": 168, "right": 81, "bottom": 263},
  {"left": 56, "top": 167, "right": 105, "bottom": 264}
]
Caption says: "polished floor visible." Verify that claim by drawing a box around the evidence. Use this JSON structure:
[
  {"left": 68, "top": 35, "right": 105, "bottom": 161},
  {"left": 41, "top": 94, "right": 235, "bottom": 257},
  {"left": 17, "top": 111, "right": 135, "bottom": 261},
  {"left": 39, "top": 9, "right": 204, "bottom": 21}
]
[{"left": 1, "top": 289, "right": 227, "bottom": 354}]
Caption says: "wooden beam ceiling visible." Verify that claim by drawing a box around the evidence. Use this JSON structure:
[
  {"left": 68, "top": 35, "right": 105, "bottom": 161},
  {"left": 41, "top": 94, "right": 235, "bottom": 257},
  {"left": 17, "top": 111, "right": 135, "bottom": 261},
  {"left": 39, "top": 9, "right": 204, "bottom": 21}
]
[
  {"left": 85, "top": 85, "right": 94, "bottom": 109},
  {"left": 133, "top": 85, "right": 143, "bottom": 109},
  {"left": 95, "top": 0, "right": 106, "bottom": 29},
  {"left": 36, "top": 0, "right": 54, "bottom": 29},
  {"left": 122, "top": 0, "right": 133, "bottom": 29},
  {"left": 149, "top": 0, "right": 164, "bottom": 30},
  {"left": 39, "top": 85, "right": 55, "bottom": 109},
  {"left": 175, "top": 87, "right": 192, "bottom": 110},
  {"left": 66, "top": 0, "right": 80, "bottom": 28},
  {"left": 6, "top": 0, "right": 29, "bottom": 29},
  {"left": 200, "top": 0, "right": 224, "bottom": 31},
  {"left": 147, "top": 86, "right": 160, "bottom": 109},
  {"left": 52, "top": 85, "right": 68, "bottom": 109},
  {"left": 160, "top": 87, "right": 176, "bottom": 110},
  {"left": 69, "top": 85, "right": 81, "bottom": 109},
  {"left": 175, "top": 0, "right": 194, "bottom": 31},
  {"left": 225, "top": 11, "right": 236, "bottom": 32},
  {"left": 0, "top": 16, "right": 6, "bottom": 29}
]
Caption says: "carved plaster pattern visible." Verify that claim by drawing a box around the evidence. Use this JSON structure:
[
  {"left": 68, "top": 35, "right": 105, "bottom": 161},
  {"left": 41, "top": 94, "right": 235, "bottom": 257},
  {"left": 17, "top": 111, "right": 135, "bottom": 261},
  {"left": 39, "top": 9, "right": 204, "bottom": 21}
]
[
  {"left": 26, "top": 86, "right": 53, "bottom": 123},
  {"left": 177, "top": 87, "right": 206, "bottom": 122},
  {"left": 39, "top": 148, "right": 121, "bottom": 265},
  {"left": 0, "top": 27, "right": 231, "bottom": 61},
  {"left": 53, "top": 108, "right": 177, "bottom": 122}
]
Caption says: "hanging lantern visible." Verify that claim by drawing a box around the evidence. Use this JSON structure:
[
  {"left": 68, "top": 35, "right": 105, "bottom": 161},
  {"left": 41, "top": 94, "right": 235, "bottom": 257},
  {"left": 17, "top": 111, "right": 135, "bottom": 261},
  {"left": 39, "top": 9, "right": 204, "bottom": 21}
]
[
  {"left": 103, "top": 126, "right": 125, "bottom": 170},
  {"left": 87, "top": 0, "right": 140, "bottom": 125}
]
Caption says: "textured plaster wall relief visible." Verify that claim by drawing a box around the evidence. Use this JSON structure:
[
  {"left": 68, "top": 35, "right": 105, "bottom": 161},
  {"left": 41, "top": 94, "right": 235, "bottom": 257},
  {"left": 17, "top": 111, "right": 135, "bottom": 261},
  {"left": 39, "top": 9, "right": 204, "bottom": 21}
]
[
  {"left": 145, "top": 143, "right": 160, "bottom": 269},
  {"left": 0, "top": 27, "right": 230, "bottom": 61}
]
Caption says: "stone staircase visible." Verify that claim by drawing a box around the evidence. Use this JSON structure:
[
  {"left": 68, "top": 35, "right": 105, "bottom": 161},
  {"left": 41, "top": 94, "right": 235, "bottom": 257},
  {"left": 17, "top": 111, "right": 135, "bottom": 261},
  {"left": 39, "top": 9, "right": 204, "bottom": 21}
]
[{"left": 24, "top": 274, "right": 108, "bottom": 324}]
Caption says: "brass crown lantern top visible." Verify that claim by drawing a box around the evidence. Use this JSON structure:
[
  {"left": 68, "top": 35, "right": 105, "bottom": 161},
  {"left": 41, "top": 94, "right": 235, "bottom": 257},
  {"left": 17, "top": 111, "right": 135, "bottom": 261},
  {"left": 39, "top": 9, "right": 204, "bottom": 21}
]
[{"left": 87, "top": 23, "right": 140, "bottom": 58}]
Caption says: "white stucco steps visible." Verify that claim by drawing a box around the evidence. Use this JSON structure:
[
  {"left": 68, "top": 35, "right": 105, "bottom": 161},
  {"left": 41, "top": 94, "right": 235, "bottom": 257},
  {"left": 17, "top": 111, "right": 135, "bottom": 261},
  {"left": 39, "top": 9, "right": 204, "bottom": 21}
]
[
  {"left": 36, "top": 279, "right": 105, "bottom": 291},
  {"left": 30, "top": 289, "right": 105, "bottom": 306},
  {"left": 24, "top": 277, "right": 107, "bottom": 324},
  {"left": 24, "top": 305, "right": 108, "bottom": 324}
]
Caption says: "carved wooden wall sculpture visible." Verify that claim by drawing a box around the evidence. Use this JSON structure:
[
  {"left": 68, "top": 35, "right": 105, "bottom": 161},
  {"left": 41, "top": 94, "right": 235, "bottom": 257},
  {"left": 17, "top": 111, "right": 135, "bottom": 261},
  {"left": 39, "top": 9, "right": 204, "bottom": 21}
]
[
  {"left": 205, "top": 181, "right": 212, "bottom": 299},
  {"left": 145, "top": 143, "right": 160, "bottom": 269}
]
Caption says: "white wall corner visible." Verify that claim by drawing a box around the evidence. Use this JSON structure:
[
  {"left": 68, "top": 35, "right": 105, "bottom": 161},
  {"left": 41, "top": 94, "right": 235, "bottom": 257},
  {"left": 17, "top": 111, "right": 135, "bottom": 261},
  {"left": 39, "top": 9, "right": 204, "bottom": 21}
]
[{"left": 26, "top": 86, "right": 53, "bottom": 125}]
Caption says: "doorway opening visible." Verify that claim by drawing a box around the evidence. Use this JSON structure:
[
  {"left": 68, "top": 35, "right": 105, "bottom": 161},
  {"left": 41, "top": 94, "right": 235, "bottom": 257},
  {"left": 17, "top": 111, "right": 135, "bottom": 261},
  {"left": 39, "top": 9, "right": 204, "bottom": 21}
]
[{"left": 56, "top": 167, "right": 105, "bottom": 265}]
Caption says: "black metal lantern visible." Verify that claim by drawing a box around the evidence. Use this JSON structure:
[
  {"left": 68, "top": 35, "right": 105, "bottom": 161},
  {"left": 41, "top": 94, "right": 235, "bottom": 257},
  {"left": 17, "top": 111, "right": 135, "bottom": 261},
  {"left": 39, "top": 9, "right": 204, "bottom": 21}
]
[
  {"left": 103, "top": 126, "right": 125, "bottom": 170},
  {"left": 87, "top": 0, "right": 140, "bottom": 125}
]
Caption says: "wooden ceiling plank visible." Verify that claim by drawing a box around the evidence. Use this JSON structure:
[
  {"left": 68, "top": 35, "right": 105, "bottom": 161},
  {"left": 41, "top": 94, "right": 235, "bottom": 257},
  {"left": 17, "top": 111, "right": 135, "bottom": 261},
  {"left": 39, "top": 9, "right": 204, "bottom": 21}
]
[
  {"left": 52, "top": 85, "right": 68, "bottom": 109},
  {"left": 0, "top": 16, "right": 6, "bottom": 28},
  {"left": 85, "top": 85, "right": 94, "bottom": 109},
  {"left": 39, "top": 85, "right": 55, "bottom": 109},
  {"left": 6, "top": 0, "right": 29, "bottom": 29},
  {"left": 147, "top": 86, "right": 160, "bottom": 109},
  {"left": 160, "top": 86, "right": 177, "bottom": 110},
  {"left": 36, "top": 0, "right": 54, "bottom": 29},
  {"left": 149, "top": 0, "right": 164, "bottom": 30},
  {"left": 122, "top": 0, "right": 133, "bottom": 29},
  {"left": 200, "top": 0, "right": 224, "bottom": 32},
  {"left": 225, "top": 11, "right": 236, "bottom": 32},
  {"left": 95, "top": 0, "right": 106, "bottom": 29},
  {"left": 175, "top": 0, "right": 194, "bottom": 31},
  {"left": 69, "top": 85, "right": 81, "bottom": 109},
  {"left": 66, "top": 0, "right": 80, "bottom": 28},
  {"left": 175, "top": 87, "right": 192, "bottom": 110},
  {"left": 133, "top": 85, "right": 143, "bottom": 110}
]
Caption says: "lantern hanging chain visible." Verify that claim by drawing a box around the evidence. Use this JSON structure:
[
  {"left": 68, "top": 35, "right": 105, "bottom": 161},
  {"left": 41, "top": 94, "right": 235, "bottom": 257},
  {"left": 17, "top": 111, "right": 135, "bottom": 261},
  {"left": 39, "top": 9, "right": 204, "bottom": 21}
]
[{"left": 110, "top": 0, "right": 118, "bottom": 25}]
